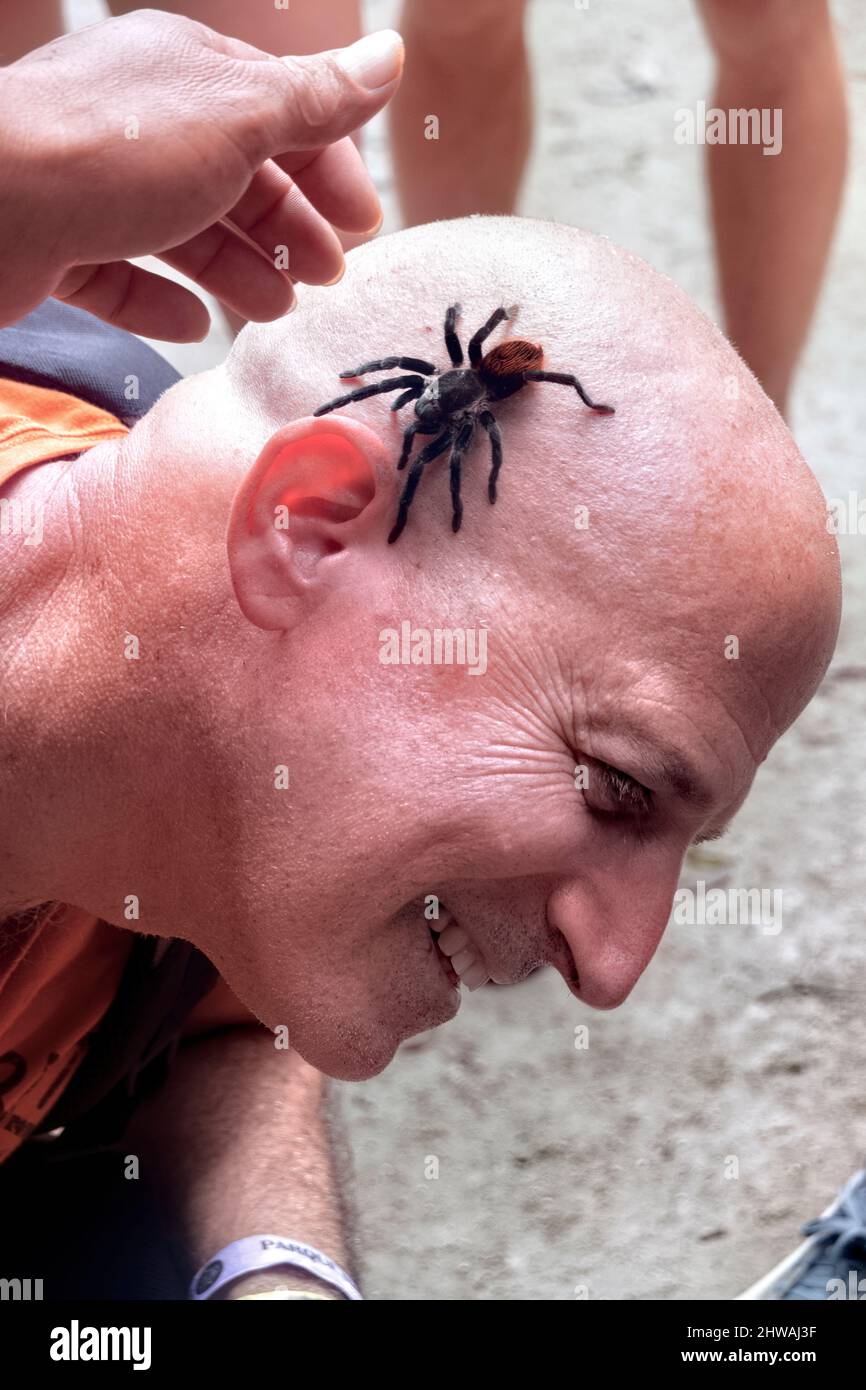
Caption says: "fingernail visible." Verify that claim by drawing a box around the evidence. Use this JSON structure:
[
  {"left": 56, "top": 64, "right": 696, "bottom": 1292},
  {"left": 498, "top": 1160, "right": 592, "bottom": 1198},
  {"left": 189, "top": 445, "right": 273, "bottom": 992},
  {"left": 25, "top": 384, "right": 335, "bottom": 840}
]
[
  {"left": 334, "top": 30, "right": 403, "bottom": 90},
  {"left": 324, "top": 260, "right": 346, "bottom": 286},
  {"left": 364, "top": 209, "right": 384, "bottom": 235}
]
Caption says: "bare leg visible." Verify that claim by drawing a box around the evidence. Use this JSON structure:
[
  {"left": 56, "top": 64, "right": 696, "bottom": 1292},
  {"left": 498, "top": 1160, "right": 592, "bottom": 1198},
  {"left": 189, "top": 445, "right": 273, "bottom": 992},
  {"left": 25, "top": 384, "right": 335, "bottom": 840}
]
[
  {"left": 107, "top": 0, "right": 361, "bottom": 55},
  {"left": 0, "top": 0, "right": 62, "bottom": 63},
  {"left": 389, "top": 0, "right": 531, "bottom": 226},
  {"left": 698, "top": 0, "right": 848, "bottom": 416}
]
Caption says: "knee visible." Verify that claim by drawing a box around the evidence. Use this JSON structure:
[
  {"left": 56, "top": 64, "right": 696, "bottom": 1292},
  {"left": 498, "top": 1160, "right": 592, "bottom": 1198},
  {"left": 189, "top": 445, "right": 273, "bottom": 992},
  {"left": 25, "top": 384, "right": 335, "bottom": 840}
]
[
  {"left": 402, "top": 0, "right": 528, "bottom": 44},
  {"left": 699, "top": 0, "right": 832, "bottom": 66}
]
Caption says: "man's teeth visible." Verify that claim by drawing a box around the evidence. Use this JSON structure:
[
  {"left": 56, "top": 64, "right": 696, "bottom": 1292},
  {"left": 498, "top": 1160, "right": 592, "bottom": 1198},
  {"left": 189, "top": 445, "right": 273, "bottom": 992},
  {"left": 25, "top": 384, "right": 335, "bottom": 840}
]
[{"left": 437, "top": 922, "right": 489, "bottom": 991}]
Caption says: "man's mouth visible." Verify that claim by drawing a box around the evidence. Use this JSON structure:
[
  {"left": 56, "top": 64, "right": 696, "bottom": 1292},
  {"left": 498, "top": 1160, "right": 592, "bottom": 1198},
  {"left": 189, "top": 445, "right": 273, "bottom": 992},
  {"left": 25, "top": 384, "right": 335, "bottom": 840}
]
[{"left": 428, "top": 918, "right": 489, "bottom": 992}]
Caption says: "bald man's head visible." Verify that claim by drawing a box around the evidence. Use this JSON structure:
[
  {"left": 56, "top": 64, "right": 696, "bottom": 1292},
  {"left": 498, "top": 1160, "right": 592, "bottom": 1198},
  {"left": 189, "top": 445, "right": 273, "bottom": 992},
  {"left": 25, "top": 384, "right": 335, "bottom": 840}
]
[
  {"left": 115, "top": 216, "right": 839, "bottom": 1079},
  {"left": 222, "top": 216, "right": 837, "bottom": 715}
]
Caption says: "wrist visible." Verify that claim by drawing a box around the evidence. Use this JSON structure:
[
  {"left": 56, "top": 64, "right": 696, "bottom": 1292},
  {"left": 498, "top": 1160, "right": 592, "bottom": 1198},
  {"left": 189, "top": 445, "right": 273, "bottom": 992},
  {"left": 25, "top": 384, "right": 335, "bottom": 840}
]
[
  {"left": 220, "top": 1269, "right": 344, "bottom": 1301},
  {"left": 190, "top": 1235, "right": 362, "bottom": 1302}
]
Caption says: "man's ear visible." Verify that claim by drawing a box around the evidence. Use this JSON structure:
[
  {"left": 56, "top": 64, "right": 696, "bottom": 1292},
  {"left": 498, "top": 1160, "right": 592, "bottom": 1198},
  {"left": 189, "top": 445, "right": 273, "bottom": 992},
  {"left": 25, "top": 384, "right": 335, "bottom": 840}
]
[{"left": 227, "top": 416, "right": 391, "bottom": 631}]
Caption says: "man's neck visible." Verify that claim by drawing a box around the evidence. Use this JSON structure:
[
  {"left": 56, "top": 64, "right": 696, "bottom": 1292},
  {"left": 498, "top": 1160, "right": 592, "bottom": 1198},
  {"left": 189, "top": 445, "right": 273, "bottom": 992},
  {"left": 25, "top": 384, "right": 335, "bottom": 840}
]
[
  {"left": 0, "top": 425, "right": 265, "bottom": 959},
  {"left": 0, "top": 442, "right": 148, "bottom": 918}
]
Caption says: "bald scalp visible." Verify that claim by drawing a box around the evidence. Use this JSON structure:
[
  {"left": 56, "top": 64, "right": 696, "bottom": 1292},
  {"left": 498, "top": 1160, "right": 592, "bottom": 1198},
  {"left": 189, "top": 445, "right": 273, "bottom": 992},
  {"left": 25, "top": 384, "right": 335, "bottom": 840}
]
[{"left": 226, "top": 216, "right": 840, "bottom": 730}]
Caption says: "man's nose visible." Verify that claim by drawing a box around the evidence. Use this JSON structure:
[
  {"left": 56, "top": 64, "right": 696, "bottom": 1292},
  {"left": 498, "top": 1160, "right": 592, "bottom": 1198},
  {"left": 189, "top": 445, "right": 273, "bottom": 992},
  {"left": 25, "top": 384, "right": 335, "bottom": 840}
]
[{"left": 546, "top": 850, "right": 685, "bottom": 1010}]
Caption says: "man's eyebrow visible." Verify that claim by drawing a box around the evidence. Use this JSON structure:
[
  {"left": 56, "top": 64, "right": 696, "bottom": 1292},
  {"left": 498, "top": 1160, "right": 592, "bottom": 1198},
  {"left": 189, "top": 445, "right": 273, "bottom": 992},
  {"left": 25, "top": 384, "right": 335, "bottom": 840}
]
[
  {"left": 592, "top": 717, "right": 721, "bottom": 814},
  {"left": 598, "top": 732, "right": 735, "bottom": 844}
]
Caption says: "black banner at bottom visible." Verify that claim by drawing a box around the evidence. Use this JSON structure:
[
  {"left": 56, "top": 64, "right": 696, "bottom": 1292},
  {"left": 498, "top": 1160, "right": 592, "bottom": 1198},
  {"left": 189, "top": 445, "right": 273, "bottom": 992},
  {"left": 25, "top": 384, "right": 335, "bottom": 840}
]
[{"left": 1, "top": 1295, "right": 860, "bottom": 1375}]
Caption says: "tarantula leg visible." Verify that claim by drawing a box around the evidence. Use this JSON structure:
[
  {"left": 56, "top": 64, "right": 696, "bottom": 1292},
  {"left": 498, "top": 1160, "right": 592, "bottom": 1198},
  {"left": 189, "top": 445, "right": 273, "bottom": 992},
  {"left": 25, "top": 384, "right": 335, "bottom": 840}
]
[
  {"left": 468, "top": 306, "right": 513, "bottom": 367},
  {"left": 448, "top": 419, "right": 475, "bottom": 533},
  {"left": 396, "top": 418, "right": 438, "bottom": 470},
  {"left": 479, "top": 410, "right": 503, "bottom": 503},
  {"left": 388, "top": 430, "right": 454, "bottom": 544},
  {"left": 523, "top": 370, "right": 615, "bottom": 414},
  {"left": 339, "top": 356, "right": 436, "bottom": 379},
  {"left": 313, "top": 375, "right": 425, "bottom": 416},
  {"left": 391, "top": 385, "right": 424, "bottom": 412},
  {"left": 444, "top": 304, "right": 463, "bottom": 366}
]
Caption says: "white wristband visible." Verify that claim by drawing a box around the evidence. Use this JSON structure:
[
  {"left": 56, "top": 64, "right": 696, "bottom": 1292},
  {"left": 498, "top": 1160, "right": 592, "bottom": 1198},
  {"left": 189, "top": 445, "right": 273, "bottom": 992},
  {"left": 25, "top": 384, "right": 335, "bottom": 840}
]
[{"left": 191, "top": 1235, "right": 363, "bottom": 1301}]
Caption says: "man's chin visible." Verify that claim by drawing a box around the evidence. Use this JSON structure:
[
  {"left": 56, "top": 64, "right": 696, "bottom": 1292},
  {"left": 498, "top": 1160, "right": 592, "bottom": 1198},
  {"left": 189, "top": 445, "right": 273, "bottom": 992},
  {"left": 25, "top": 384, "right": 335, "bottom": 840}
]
[
  {"left": 317, "top": 1050, "right": 399, "bottom": 1082},
  {"left": 252, "top": 953, "right": 462, "bottom": 1080},
  {"left": 295, "top": 1012, "right": 450, "bottom": 1081},
  {"left": 292, "top": 1027, "right": 404, "bottom": 1082}
]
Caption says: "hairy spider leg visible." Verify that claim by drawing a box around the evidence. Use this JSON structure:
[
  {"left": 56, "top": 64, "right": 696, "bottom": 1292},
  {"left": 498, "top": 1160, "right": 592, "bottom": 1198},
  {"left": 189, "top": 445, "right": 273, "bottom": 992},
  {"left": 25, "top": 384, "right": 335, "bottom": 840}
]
[
  {"left": 388, "top": 429, "right": 455, "bottom": 544},
  {"left": 313, "top": 375, "right": 426, "bottom": 416},
  {"left": 391, "top": 385, "right": 424, "bottom": 412},
  {"left": 338, "top": 356, "right": 436, "bottom": 379},
  {"left": 468, "top": 307, "right": 511, "bottom": 367},
  {"left": 448, "top": 418, "right": 476, "bottom": 533},
  {"left": 444, "top": 304, "right": 463, "bottom": 366},
  {"left": 479, "top": 409, "right": 503, "bottom": 503},
  {"left": 523, "top": 370, "right": 615, "bottom": 414},
  {"left": 396, "top": 417, "right": 440, "bottom": 469}
]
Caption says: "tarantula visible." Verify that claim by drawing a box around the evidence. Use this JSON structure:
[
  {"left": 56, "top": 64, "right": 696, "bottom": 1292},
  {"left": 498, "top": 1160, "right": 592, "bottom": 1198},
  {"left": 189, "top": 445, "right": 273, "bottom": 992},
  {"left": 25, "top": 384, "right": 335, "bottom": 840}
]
[{"left": 313, "top": 303, "right": 615, "bottom": 543}]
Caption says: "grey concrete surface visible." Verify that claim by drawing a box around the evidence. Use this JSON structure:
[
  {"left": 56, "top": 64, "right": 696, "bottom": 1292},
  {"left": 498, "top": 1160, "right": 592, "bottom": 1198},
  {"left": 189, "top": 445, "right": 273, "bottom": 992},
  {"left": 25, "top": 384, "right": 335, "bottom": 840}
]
[{"left": 65, "top": 0, "right": 866, "bottom": 1300}]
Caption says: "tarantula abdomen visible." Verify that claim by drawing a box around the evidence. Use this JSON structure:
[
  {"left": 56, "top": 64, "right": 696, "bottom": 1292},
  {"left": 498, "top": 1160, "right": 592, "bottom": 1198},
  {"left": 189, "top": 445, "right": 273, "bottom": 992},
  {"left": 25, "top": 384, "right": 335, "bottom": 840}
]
[{"left": 481, "top": 339, "right": 544, "bottom": 378}]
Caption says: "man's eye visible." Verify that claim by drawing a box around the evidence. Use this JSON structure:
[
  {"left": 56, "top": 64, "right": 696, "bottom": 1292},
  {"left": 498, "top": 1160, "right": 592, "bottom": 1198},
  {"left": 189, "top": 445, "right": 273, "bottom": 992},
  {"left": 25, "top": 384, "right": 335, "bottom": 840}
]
[{"left": 594, "top": 762, "right": 653, "bottom": 815}]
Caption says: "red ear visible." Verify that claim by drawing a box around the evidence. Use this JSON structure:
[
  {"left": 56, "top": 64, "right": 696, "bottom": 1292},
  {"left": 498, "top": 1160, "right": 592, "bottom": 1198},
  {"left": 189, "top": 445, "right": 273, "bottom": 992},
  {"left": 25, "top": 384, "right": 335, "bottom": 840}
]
[
  {"left": 246, "top": 429, "right": 375, "bottom": 530},
  {"left": 227, "top": 415, "right": 390, "bottom": 631}
]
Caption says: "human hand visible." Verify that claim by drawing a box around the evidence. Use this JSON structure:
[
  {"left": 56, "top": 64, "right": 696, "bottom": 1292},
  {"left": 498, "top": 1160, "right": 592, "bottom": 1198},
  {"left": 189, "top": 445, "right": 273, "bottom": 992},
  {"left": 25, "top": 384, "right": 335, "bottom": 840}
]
[{"left": 0, "top": 10, "right": 402, "bottom": 338}]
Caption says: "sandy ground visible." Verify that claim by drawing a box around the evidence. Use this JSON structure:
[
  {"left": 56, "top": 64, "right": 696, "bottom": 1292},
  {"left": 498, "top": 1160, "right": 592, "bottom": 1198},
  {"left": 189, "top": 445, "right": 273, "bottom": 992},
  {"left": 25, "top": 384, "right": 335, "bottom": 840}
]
[{"left": 65, "top": 0, "right": 866, "bottom": 1299}]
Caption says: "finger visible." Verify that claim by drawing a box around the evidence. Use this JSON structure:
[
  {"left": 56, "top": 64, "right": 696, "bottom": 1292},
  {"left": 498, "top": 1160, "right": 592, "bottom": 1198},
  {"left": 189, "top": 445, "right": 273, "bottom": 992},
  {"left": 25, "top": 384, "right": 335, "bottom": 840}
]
[
  {"left": 238, "top": 30, "right": 404, "bottom": 165},
  {"left": 53, "top": 262, "right": 210, "bottom": 343},
  {"left": 157, "top": 221, "right": 296, "bottom": 322},
  {"left": 284, "top": 137, "right": 382, "bottom": 235},
  {"left": 227, "top": 163, "right": 345, "bottom": 286}
]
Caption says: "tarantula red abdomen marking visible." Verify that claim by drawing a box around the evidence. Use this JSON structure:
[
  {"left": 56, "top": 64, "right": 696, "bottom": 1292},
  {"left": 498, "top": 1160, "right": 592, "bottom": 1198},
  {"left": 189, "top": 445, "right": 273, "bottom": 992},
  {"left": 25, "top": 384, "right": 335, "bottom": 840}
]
[
  {"left": 312, "top": 304, "right": 615, "bottom": 542},
  {"left": 481, "top": 339, "right": 544, "bottom": 377}
]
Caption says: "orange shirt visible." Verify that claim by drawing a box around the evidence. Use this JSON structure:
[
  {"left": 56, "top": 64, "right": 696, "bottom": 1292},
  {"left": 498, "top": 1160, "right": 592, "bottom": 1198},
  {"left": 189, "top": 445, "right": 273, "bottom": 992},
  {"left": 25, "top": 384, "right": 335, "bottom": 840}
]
[
  {"left": 0, "top": 377, "right": 133, "bottom": 1162},
  {"left": 0, "top": 377, "right": 130, "bottom": 480}
]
